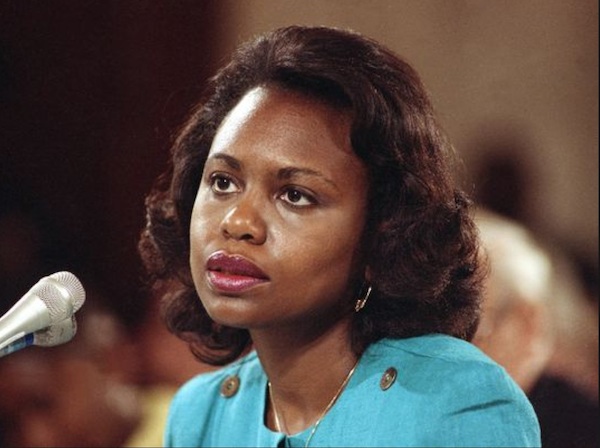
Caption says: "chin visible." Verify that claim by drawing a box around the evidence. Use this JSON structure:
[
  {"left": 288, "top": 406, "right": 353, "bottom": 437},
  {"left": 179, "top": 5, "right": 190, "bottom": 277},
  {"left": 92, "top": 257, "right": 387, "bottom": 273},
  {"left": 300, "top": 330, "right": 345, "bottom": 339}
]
[{"left": 202, "top": 298, "right": 255, "bottom": 329}]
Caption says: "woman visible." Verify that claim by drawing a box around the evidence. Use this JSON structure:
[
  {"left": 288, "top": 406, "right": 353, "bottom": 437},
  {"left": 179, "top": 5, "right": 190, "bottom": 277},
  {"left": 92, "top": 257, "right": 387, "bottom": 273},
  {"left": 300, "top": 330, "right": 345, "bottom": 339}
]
[{"left": 139, "top": 26, "right": 540, "bottom": 447}]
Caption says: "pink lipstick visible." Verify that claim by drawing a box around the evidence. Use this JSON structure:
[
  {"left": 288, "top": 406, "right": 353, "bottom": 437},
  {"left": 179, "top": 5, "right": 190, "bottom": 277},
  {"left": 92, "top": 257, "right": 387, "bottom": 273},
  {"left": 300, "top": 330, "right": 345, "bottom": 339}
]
[{"left": 206, "top": 251, "right": 269, "bottom": 293}]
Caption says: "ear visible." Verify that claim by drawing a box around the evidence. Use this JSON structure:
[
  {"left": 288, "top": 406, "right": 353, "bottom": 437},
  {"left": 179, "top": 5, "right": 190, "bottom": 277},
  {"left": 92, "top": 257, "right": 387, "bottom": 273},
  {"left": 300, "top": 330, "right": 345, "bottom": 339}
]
[
  {"left": 519, "top": 300, "right": 554, "bottom": 365},
  {"left": 498, "top": 299, "right": 553, "bottom": 391}
]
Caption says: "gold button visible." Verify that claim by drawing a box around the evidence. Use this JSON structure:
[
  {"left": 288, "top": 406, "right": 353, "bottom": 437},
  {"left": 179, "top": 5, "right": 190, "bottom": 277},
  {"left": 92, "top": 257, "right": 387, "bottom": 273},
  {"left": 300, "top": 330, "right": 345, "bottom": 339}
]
[
  {"left": 380, "top": 367, "right": 397, "bottom": 390},
  {"left": 220, "top": 375, "right": 240, "bottom": 398}
]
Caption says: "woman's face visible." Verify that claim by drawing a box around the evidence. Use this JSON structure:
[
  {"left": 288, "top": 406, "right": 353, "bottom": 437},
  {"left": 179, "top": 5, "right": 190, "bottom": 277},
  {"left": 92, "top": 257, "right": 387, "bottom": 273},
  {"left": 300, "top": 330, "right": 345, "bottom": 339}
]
[{"left": 189, "top": 86, "right": 369, "bottom": 333}]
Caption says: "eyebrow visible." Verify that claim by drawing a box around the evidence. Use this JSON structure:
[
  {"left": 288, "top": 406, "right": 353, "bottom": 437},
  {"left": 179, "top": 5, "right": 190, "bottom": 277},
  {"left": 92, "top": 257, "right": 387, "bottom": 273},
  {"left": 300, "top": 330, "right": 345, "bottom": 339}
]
[
  {"left": 277, "top": 166, "right": 340, "bottom": 192},
  {"left": 208, "top": 153, "right": 242, "bottom": 171}
]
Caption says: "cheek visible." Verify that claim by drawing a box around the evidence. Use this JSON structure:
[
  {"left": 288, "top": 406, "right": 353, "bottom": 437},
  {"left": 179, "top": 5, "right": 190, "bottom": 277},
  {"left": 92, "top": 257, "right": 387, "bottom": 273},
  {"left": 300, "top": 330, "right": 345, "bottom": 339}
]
[
  {"left": 189, "top": 198, "right": 221, "bottom": 283},
  {"left": 278, "top": 212, "right": 366, "bottom": 286},
  {"left": 190, "top": 193, "right": 217, "bottom": 251},
  {"left": 189, "top": 228, "right": 206, "bottom": 278},
  {"left": 282, "top": 234, "right": 362, "bottom": 312}
]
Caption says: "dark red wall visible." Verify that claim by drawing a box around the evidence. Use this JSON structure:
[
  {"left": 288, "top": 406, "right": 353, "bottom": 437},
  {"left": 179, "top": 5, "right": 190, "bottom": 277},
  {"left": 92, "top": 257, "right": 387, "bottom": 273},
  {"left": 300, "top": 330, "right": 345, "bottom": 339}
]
[{"left": 0, "top": 1, "right": 223, "bottom": 322}]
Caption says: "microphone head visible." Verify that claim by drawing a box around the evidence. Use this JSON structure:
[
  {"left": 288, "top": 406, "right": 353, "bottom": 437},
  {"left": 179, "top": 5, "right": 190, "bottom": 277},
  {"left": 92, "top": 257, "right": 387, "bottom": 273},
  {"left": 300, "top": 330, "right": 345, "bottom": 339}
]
[
  {"left": 33, "top": 315, "right": 77, "bottom": 347},
  {"left": 48, "top": 272, "right": 86, "bottom": 312},
  {"left": 32, "top": 272, "right": 86, "bottom": 324},
  {"left": 0, "top": 272, "right": 86, "bottom": 350}
]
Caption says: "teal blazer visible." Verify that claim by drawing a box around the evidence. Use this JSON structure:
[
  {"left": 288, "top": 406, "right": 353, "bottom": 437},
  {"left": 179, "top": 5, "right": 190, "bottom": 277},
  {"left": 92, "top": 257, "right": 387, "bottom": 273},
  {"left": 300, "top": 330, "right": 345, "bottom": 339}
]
[{"left": 165, "top": 335, "right": 541, "bottom": 447}]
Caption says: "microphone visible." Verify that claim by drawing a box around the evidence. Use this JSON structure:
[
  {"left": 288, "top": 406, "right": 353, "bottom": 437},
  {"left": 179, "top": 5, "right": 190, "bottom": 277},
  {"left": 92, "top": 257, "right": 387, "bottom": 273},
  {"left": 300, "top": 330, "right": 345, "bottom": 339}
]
[
  {"left": 0, "top": 271, "right": 85, "bottom": 351},
  {"left": 0, "top": 315, "right": 77, "bottom": 358}
]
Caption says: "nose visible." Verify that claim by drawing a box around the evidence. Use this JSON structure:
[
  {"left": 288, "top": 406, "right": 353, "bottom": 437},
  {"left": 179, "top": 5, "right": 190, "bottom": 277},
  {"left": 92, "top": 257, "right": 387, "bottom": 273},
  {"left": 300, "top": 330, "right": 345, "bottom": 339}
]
[{"left": 220, "top": 196, "right": 267, "bottom": 244}]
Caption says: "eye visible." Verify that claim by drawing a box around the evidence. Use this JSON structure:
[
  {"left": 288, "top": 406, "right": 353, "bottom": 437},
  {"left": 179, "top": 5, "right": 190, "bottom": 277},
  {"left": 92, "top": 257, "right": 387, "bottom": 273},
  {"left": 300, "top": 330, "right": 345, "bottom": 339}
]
[
  {"left": 279, "top": 187, "right": 316, "bottom": 208},
  {"left": 209, "top": 173, "right": 239, "bottom": 195}
]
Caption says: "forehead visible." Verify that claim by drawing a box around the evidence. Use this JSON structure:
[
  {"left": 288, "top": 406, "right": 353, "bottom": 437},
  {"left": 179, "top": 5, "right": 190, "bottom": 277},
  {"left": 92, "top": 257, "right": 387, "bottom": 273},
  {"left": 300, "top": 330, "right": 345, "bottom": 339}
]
[
  {"left": 212, "top": 85, "right": 354, "bottom": 157},
  {"left": 206, "top": 86, "right": 371, "bottom": 198}
]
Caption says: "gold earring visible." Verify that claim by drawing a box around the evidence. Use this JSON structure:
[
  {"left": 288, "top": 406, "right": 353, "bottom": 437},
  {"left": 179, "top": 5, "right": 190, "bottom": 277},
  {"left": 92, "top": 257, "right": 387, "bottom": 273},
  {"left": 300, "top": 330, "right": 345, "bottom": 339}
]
[{"left": 355, "top": 284, "right": 372, "bottom": 312}]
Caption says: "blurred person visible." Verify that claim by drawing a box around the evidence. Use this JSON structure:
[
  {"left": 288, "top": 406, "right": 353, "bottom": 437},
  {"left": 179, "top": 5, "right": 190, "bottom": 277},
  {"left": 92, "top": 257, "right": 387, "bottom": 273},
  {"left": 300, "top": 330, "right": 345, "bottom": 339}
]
[
  {"left": 0, "top": 184, "right": 210, "bottom": 446},
  {"left": 0, "top": 283, "right": 212, "bottom": 447},
  {"left": 473, "top": 209, "right": 598, "bottom": 448},
  {"left": 139, "top": 25, "right": 539, "bottom": 447},
  {"left": 123, "top": 281, "right": 216, "bottom": 447},
  {"left": 473, "top": 208, "right": 555, "bottom": 392},
  {"left": 529, "top": 249, "right": 598, "bottom": 448},
  {"left": 541, "top": 250, "right": 598, "bottom": 400},
  {"left": 0, "top": 298, "right": 158, "bottom": 447}
]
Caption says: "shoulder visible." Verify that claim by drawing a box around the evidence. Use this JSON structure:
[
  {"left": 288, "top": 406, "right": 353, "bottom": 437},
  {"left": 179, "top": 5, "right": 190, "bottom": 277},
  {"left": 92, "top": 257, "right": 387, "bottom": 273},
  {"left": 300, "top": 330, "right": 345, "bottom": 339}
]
[
  {"left": 165, "top": 351, "right": 263, "bottom": 447},
  {"left": 364, "top": 335, "right": 532, "bottom": 403},
  {"left": 365, "top": 334, "right": 508, "bottom": 383},
  {"left": 368, "top": 333, "right": 493, "bottom": 362},
  {"left": 339, "top": 335, "right": 541, "bottom": 446},
  {"left": 173, "top": 350, "right": 262, "bottom": 400}
]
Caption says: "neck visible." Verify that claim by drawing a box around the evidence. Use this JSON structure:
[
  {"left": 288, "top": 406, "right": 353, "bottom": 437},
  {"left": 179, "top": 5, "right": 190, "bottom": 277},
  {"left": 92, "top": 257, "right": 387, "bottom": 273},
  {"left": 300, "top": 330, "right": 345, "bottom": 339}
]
[{"left": 252, "top": 316, "right": 357, "bottom": 435}]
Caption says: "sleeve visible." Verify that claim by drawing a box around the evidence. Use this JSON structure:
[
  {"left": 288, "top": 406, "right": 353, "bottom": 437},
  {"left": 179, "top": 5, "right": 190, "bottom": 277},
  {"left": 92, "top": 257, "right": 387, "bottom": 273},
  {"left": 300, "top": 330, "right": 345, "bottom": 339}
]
[{"left": 425, "top": 361, "right": 541, "bottom": 447}]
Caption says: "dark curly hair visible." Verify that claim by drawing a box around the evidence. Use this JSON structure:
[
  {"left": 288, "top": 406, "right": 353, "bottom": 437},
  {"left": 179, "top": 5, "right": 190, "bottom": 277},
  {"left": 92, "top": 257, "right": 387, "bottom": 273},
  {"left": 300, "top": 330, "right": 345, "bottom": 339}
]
[{"left": 139, "top": 25, "right": 485, "bottom": 365}]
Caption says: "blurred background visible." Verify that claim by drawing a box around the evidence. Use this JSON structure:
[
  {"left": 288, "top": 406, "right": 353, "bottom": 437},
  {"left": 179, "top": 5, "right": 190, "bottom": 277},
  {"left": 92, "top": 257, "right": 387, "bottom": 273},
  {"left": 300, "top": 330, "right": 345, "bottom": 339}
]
[
  {"left": 1, "top": 0, "right": 597, "bottom": 321},
  {"left": 0, "top": 1, "right": 597, "bottom": 447}
]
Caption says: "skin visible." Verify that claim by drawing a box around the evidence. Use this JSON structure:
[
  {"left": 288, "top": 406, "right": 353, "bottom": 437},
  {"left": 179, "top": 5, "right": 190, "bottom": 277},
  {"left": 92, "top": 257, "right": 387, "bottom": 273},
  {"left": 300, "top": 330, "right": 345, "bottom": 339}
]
[{"left": 189, "top": 85, "right": 370, "bottom": 434}]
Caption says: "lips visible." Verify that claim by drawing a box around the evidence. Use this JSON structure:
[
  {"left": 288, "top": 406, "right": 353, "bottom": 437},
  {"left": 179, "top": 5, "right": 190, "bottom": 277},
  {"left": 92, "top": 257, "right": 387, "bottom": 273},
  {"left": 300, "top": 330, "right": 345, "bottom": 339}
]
[{"left": 206, "top": 251, "right": 269, "bottom": 293}]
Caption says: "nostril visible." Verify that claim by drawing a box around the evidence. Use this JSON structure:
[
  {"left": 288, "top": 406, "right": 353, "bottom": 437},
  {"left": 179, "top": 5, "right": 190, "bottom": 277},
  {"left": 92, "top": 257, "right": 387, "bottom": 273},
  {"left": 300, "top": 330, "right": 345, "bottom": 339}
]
[
  {"left": 223, "top": 227, "right": 259, "bottom": 242},
  {"left": 220, "top": 201, "right": 267, "bottom": 245}
]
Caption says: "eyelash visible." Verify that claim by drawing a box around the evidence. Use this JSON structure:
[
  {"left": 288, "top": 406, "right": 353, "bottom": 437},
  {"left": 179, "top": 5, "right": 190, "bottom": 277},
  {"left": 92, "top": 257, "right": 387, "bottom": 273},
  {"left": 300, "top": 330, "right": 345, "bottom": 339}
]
[
  {"left": 208, "top": 173, "right": 317, "bottom": 209},
  {"left": 209, "top": 173, "right": 239, "bottom": 195},
  {"left": 279, "top": 187, "right": 317, "bottom": 208}
]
